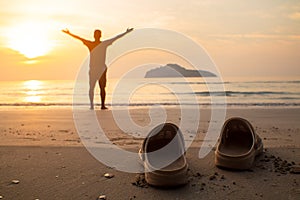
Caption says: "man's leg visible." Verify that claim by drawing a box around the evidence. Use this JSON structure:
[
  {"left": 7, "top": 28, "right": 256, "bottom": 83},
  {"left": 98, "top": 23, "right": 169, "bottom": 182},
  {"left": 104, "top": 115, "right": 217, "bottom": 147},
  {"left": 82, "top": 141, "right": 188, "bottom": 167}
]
[
  {"left": 99, "top": 69, "right": 107, "bottom": 110},
  {"left": 100, "top": 86, "right": 107, "bottom": 110},
  {"left": 89, "top": 77, "right": 97, "bottom": 110}
]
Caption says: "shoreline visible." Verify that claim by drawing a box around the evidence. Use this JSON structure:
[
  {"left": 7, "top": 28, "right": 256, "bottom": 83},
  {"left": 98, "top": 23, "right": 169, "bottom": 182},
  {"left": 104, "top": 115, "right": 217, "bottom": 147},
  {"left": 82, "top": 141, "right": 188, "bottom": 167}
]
[
  {"left": 0, "top": 107, "right": 299, "bottom": 148},
  {"left": 1, "top": 105, "right": 300, "bottom": 111}
]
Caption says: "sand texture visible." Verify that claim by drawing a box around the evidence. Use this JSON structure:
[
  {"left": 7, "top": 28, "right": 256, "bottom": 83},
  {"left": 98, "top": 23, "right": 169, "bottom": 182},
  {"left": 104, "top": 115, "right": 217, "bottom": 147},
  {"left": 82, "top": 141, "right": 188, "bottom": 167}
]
[{"left": 0, "top": 108, "right": 299, "bottom": 199}]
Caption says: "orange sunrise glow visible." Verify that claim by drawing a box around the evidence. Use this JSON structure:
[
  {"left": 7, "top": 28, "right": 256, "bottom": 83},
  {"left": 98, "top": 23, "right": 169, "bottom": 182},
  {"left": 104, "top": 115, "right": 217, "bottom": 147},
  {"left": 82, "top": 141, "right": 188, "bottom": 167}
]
[{"left": 0, "top": 0, "right": 299, "bottom": 80}]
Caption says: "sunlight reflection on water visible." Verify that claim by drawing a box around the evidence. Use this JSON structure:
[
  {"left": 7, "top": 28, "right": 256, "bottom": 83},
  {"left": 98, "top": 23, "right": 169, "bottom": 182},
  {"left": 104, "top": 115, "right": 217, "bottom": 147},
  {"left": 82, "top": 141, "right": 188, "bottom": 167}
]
[{"left": 23, "top": 80, "right": 43, "bottom": 103}]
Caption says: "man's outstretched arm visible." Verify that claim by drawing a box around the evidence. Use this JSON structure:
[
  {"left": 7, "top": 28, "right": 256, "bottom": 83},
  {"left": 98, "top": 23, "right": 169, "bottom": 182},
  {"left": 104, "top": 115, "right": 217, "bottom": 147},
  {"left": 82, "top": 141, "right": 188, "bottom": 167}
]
[
  {"left": 62, "top": 29, "right": 85, "bottom": 42},
  {"left": 109, "top": 28, "right": 134, "bottom": 43}
]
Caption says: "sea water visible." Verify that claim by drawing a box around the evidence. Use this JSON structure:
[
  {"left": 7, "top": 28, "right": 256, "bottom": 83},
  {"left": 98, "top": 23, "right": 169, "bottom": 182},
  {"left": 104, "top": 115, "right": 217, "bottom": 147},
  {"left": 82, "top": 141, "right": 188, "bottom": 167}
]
[{"left": 0, "top": 77, "right": 299, "bottom": 109}]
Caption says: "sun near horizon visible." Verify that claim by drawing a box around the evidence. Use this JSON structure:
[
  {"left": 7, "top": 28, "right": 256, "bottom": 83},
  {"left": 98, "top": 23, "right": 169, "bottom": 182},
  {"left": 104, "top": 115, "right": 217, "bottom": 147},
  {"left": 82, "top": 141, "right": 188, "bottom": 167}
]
[
  {"left": 0, "top": 0, "right": 299, "bottom": 81},
  {"left": 5, "top": 21, "right": 54, "bottom": 60}
]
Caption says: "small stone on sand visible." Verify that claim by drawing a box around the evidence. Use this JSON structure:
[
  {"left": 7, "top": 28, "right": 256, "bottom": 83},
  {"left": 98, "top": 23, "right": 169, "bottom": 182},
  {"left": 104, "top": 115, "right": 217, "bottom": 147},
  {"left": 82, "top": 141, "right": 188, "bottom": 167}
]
[
  {"left": 11, "top": 180, "right": 20, "bottom": 184},
  {"left": 98, "top": 195, "right": 106, "bottom": 200},
  {"left": 104, "top": 173, "right": 114, "bottom": 178}
]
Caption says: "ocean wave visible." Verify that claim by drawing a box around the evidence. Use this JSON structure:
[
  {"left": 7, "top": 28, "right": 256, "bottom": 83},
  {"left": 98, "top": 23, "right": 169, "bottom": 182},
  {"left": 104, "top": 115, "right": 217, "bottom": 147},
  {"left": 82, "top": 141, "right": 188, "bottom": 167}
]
[
  {"left": 168, "top": 80, "right": 300, "bottom": 85},
  {"left": 169, "top": 81, "right": 229, "bottom": 85},
  {"left": 1, "top": 79, "right": 299, "bottom": 108},
  {"left": 1, "top": 102, "right": 300, "bottom": 107},
  {"left": 185, "top": 91, "right": 300, "bottom": 97}
]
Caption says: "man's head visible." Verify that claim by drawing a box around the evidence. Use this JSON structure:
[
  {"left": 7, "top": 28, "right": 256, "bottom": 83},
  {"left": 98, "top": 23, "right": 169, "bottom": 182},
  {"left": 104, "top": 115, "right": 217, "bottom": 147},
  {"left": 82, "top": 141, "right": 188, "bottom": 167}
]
[{"left": 94, "top": 29, "right": 102, "bottom": 41}]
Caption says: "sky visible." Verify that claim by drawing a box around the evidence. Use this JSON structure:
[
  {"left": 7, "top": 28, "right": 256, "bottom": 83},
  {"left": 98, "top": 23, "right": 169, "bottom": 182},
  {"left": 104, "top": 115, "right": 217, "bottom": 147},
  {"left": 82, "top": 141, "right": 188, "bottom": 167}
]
[{"left": 0, "top": 0, "right": 299, "bottom": 81}]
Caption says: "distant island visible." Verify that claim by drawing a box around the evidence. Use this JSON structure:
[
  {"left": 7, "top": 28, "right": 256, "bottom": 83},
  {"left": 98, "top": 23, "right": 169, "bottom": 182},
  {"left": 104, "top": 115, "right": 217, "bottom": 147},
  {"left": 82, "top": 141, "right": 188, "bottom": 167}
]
[{"left": 144, "top": 63, "right": 216, "bottom": 78}]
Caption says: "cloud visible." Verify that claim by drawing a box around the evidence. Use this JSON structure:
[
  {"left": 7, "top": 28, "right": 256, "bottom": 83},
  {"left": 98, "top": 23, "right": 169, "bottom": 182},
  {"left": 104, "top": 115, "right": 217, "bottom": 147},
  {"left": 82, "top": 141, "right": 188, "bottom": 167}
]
[
  {"left": 288, "top": 12, "right": 300, "bottom": 20},
  {"left": 210, "top": 34, "right": 300, "bottom": 41}
]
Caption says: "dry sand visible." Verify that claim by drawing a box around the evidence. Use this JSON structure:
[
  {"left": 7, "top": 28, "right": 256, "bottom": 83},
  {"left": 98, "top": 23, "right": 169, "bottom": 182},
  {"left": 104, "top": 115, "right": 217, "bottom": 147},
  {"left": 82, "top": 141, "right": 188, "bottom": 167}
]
[{"left": 0, "top": 107, "right": 299, "bottom": 199}]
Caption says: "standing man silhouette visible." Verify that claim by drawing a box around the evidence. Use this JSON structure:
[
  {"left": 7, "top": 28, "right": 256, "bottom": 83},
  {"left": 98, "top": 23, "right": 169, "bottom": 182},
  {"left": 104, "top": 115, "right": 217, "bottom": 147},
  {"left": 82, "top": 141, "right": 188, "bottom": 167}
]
[{"left": 62, "top": 28, "right": 133, "bottom": 109}]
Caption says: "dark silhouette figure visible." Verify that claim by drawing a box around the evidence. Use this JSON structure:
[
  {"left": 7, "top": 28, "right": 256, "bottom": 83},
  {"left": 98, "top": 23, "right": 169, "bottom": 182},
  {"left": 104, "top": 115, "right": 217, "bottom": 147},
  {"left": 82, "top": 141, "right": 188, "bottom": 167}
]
[{"left": 62, "top": 28, "right": 133, "bottom": 109}]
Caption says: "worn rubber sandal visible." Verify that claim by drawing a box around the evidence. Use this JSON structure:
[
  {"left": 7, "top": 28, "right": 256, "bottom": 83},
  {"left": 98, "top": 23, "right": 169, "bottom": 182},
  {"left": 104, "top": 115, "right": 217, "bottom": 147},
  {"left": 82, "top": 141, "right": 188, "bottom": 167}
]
[
  {"left": 139, "top": 123, "right": 188, "bottom": 187},
  {"left": 215, "top": 117, "right": 263, "bottom": 170}
]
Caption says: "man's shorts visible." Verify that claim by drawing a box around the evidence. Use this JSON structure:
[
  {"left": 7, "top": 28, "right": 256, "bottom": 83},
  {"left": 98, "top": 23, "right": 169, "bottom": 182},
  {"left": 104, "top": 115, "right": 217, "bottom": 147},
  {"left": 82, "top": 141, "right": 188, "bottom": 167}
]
[{"left": 89, "top": 68, "right": 107, "bottom": 89}]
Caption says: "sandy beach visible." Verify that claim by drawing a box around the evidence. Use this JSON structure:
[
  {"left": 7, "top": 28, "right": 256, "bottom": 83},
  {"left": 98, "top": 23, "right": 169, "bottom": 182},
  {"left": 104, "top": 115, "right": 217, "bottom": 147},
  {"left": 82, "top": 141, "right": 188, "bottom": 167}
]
[
  {"left": 1, "top": 0, "right": 299, "bottom": 199},
  {"left": 0, "top": 107, "right": 299, "bottom": 199}
]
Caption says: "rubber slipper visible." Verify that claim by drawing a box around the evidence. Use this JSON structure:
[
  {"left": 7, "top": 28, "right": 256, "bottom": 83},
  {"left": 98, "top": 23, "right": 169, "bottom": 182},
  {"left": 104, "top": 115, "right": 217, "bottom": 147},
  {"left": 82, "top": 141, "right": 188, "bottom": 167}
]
[
  {"left": 139, "top": 123, "right": 188, "bottom": 187},
  {"left": 215, "top": 117, "right": 263, "bottom": 170}
]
